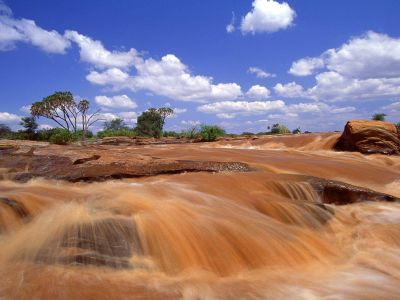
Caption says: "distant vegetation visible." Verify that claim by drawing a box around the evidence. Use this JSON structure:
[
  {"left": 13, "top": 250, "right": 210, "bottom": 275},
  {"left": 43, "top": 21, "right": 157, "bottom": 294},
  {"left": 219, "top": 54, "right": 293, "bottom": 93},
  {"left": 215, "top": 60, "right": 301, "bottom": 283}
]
[
  {"left": 0, "top": 91, "right": 331, "bottom": 144},
  {"left": 372, "top": 113, "right": 387, "bottom": 121},
  {"left": 270, "top": 123, "right": 290, "bottom": 134}
]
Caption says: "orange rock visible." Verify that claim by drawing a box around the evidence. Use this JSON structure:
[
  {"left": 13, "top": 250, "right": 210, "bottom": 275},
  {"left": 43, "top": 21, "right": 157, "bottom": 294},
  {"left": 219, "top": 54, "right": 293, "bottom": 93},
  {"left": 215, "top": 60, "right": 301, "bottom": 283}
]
[{"left": 335, "top": 120, "right": 400, "bottom": 155}]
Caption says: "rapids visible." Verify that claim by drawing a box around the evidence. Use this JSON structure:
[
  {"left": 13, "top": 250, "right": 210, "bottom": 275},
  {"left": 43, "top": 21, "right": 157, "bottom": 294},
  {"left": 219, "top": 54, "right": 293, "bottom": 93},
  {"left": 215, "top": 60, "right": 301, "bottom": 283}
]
[{"left": 1, "top": 133, "right": 400, "bottom": 299}]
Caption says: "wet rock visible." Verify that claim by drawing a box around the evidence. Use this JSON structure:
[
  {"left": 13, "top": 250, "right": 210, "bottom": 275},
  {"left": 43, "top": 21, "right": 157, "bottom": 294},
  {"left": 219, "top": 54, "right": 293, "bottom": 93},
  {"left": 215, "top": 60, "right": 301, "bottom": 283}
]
[
  {"left": 334, "top": 120, "right": 400, "bottom": 155},
  {"left": 61, "top": 218, "right": 142, "bottom": 257},
  {"left": 306, "top": 176, "right": 400, "bottom": 205},
  {"left": 0, "top": 197, "right": 30, "bottom": 219},
  {"left": 0, "top": 146, "right": 252, "bottom": 182},
  {"left": 73, "top": 154, "right": 101, "bottom": 165},
  {"left": 36, "top": 218, "right": 142, "bottom": 269}
]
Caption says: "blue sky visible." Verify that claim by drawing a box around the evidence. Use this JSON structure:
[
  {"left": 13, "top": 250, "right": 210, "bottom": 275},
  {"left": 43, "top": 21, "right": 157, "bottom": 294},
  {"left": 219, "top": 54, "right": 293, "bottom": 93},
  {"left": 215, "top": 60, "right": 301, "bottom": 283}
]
[{"left": 1, "top": 0, "right": 400, "bottom": 133}]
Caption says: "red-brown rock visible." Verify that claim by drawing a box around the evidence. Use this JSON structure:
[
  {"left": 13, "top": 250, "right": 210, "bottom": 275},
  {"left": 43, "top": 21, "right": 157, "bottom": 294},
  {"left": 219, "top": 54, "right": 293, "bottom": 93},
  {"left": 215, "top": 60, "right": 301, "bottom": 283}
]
[{"left": 334, "top": 120, "right": 400, "bottom": 155}]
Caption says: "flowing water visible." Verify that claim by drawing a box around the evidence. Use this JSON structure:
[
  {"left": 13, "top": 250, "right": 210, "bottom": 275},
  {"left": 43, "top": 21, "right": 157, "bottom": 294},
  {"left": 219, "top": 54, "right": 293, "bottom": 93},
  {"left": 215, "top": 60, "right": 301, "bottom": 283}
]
[{"left": 1, "top": 134, "right": 400, "bottom": 299}]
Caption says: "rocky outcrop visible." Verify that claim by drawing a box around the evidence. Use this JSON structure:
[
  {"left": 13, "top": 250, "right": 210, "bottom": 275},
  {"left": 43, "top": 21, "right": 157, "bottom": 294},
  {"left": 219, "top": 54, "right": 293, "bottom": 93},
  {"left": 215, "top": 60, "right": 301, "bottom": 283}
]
[
  {"left": 36, "top": 218, "right": 142, "bottom": 269},
  {"left": 305, "top": 176, "right": 399, "bottom": 205},
  {"left": 0, "top": 145, "right": 252, "bottom": 182},
  {"left": 334, "top": 120, "right": 400, "bottom": 155}
]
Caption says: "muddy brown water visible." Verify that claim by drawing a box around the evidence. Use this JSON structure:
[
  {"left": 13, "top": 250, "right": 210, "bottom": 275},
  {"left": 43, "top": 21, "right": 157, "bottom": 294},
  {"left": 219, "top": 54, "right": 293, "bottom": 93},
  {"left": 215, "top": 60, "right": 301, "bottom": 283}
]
[{"left": 1, "top": 133, "right": 400, "bottom": 299}]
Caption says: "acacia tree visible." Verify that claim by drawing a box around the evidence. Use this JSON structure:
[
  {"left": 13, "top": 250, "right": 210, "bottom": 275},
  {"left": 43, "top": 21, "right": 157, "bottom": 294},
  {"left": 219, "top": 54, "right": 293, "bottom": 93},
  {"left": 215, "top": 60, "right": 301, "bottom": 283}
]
[
  {"left": 31, "top": 92, "right": 101, "bottom": 139},
  {"left": 78, "top": 99, "right": 101, "bottom": 140},
  {"left": 31, "top": 92, "right": 79, "bottom": 131}
]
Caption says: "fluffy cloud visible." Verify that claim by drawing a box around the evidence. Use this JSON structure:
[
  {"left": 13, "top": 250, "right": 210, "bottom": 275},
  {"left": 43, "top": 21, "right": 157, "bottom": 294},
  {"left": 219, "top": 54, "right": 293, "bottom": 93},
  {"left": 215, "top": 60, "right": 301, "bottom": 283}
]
[
  {"left": 173, "top": 108, "right": 187, "bottom": 114},
  {"left": 325, "top": 31, "right": 400, "bottom": 79},
  {"left": 38, "top": 124, "right": 53, "bottom": 130},
  {"left": 216, "top": 113, "right": 236, "bottom": 119},
  {"left": 274, "top": 82, "right": 305, "bottom": 98},
  {"left": 246, "top": 85, "right": 270, "bottom": 99},
  {"left": 95, "top": 95, "right": 137, "bottom": 109},
  {"left": 181, "top": 120, "right": 201, "bottom": 126},
  {"left": 241, "top": 0, "right": 296, "bottom": 34},
  {"left": 197, "top": 98, "right": 356, "bottom": 123},
  {"left": 248, "top": 67, "right": 275, "bottom": 78},
  {"left": 88, "top": 54, "right": 243, "bottom": 102},
  {"left": 64, "top": 30, "right": 139, "bottom": 69},
  {"left": 282, "top": 31, "right": 400, "bottom": 102},
  {"left": 86, "top": 68, "right": 130, "bottom": 86},
  {"left": 0, "top": 111, "right": 21, "bottom": 124},
  {"left": 289, "top": 57, "right": 324, "bottom": 76},
  {"left": 0, "top": 4, "right": 70, "bottom": 53},
  {"left": 307, "top": 72, "right": 400, "bottom": 101},
  {"left": 226, "top": 12, "right": 235, "bottom": 33},
  {"left": 19, "top": 105, "right": 31, "bottom": 114},
  {"left": 198, "top": 100, "right": 285, "bottom": 116}
]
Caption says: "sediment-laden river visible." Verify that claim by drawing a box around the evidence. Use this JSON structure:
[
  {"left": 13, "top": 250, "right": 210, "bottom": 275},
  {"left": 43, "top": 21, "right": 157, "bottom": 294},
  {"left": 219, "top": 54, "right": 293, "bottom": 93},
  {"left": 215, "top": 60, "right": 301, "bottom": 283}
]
[{"left": 1, "top": 133, "right": 400, "bottom": 299}]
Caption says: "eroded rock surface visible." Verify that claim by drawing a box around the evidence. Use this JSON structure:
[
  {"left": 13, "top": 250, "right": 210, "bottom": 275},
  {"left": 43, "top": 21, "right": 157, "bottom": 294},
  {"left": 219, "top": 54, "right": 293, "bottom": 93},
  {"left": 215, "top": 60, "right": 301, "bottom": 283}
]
[
  {"left": 0, "top": 143, "right": 252, "bottom": 182},
  {"left": 334, "top": 120, "right": 400, "bottom": 155},
  {"left": 305, "top": 176, "right": 399, "bottom": 205}
]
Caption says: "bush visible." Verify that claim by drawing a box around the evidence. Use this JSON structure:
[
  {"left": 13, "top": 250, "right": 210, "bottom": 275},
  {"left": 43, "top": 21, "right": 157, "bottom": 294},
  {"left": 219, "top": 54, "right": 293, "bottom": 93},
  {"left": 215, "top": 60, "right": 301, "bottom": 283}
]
[
  {"left": 241, "top": 132, "right": 255, "bottom": 136},
  {"left": 200, "top": 125, "right": 226, "bottom": 142},
  {"left": 0, "top": 124, "right": 12, "bottom": 139},
  {"left": 270, "top": 124, "right": 290, "bottom": 134},
  {"left": 179, "top": 126, "right": 201, "bottom": 139},
  {"left": 71, "top": 129, "right": 93, "bottom": 140},
  {"left": 97, "top": 128, "right": 137, "bottom": 139},
  {"left": 162, "top": 131, "right": 179, "bottom": 138},
  {"left": 136, "top": 110, "right": 163, "bottom": 138},
  {"left": 372, "top": 113, "right": 386, "bottom": 121},
  {"left": 49, "top": 128, "right": 73, "bottom": 145},
  {"left": 103, "top": 118, "right": 128, "bottom": 131},
  {"left": 292, "top": 127, "right": 301, "bottom": 134}
]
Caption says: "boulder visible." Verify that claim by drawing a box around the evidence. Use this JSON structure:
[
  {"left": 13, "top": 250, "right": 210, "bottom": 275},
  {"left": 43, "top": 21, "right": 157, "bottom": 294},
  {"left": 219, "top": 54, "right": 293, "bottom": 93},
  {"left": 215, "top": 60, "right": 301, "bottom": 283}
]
[{"left": 334, "top": 120, "right": 400, "bottom": 155}]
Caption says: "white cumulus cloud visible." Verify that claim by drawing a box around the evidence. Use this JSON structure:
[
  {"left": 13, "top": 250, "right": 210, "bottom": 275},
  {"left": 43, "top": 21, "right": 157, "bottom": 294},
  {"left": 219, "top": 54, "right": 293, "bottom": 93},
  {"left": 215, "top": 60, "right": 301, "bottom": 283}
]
[
  {"left": 87, "top": 68, "right": 130, "bottom": 86},
  {"left": 248, "top": 66, "right": 275, "bottom": 78},
  {"left": 95, "top": 95, "right": 137, "bottom": 109},
  {"left": 274, "top": 82, "right": 305, "bottom": 98},
  {"left": 64, "top": 30, "right": 139, "bottom": 69},
  {"left": 289, "top": 57, "right": 324, "bottom": 76},
  {"left": 88, "top": 54, "right": 243, "bottom": 102},
  {"left": 246, "top": 85, "right": 270, "bottom": 99},
  {"left": 241, "top": 0, "right": 296, "bottom": 34},
  {"left": 0, "top": 111, "right": 21, "bottom": 124},
  {"left": 0, "top": 3, "right": 70, "bottom": 53},
  {"left": 198, "top": 100, "right": 285, "bottom": 115},
  {"left": 283, "top": 31, "right": 400, "bottom": 102}
]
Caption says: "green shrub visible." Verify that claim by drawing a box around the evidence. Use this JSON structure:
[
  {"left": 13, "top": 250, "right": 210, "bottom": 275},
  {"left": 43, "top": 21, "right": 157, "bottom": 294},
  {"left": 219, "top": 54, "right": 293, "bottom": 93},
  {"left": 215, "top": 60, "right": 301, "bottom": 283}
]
[
  {"left": 136, "top": 110, "right": 163, "bottom": 138},
  {"left": 372, "top": 113, "right": 386, "bottom": 121},
  {"left": 162, "top": 131, "right": 179, "bottom": 138},
  {"left": 292, "top": 127, "right": 301, "bottom": 134},
  {"left": 179, "top": 126, "right": 201, "bottom": 139},
  {"left": 10, "top": 131, "right": 30, "bottom": 140},
  {"left": 200, "top": 125, "right": 226, "bottom": 142},
  {"left": 0, "top": 124, "right": 13, "bottom": 139},
  {"left": 241, "top": 132, "right": 254, "bottom": 136},
  {"left": 71, "top": 129, "right": 94, "bottom": 141},
  {"left": 97, "top": 128, "right": 137, "bottom": 139},
  {"left": 49, "top": 128, "right": 73, "bottom": 145},
  {"left": 270, "top": 124, "right": 290, "bottom": 134}
]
